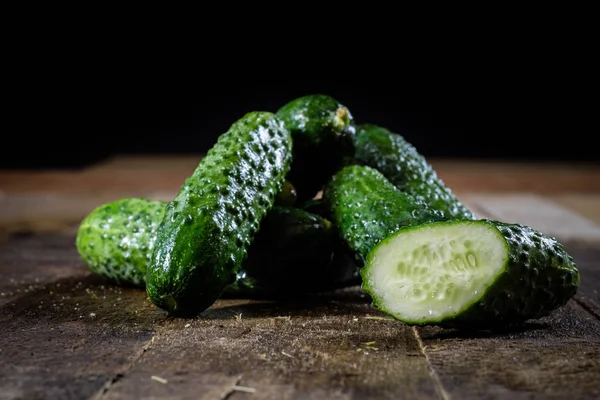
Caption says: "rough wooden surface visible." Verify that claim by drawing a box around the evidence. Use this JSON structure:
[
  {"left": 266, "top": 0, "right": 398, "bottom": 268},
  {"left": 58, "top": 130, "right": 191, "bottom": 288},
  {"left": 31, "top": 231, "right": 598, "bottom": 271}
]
[{"left": 1, "top": 156, "right": 599, "bottom": 400}]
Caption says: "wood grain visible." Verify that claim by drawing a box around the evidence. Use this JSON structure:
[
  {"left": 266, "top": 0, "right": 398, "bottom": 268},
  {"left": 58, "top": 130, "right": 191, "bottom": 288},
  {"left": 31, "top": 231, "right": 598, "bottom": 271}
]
[
  {"left": 417, "top": 301, "right": 600, "bottom": 400},
  {"left": 101, "top": 296, "right": 438, "bottom": 400},
  {"left": 1, "top": 157, "right": 599, "bottom": 400},
  {"left": 466, "top": 194, "right": 600, "bottom": 242},
  {"left": 0, "top": 235, "right": 162, "bottom": 400},
  {"left": 0, "top": 235, "right": 438, "bottom": 400}
]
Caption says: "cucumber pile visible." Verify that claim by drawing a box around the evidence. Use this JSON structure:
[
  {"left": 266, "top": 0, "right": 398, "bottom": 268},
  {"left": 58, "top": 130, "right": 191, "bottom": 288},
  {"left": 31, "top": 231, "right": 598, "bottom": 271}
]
[{"left": 76, "top": 95, "right": 579, "bottom": 329}]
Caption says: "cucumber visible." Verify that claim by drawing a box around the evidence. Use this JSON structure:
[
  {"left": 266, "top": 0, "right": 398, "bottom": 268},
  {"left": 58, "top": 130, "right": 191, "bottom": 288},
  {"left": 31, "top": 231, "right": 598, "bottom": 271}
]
[
  {"left": 224, "top": 206, "right": 360, "bottom": 296},
  {"left": 276, "top": 94, "right": 356, "bottom": 201},
  {"left": 76, "top": 198, "right": 350, "bottom": 296},
  {"left": 244, "top": 207, "right": 336, "bottom": 291},
  {"left": 75, "top": 198, "right": 165, "bottom": 287},
  {"left": 242, "top": 206, "right": 336, "bottom": 290},
  {"left": 75, "top": 183, "right": 300, "bottom": 288},
  {"left": 230, "top": 197, "right": 361, "bottom": 296},
  {"left": 147, "top": 111, "right": 293, "bottom": 316},
  {"left": 241, "top": 206, "right": 360, "bottom": 294},
  {"left": 226, "top": 248, "right": 361, "bottom": 298},
  {"left": 300, "top": 198, "right": 328, "bottom": 218},
  {"left": 353, "top": 124, "right": 476, "bottom": 220},
  {"left": 274, "top": 180, "right": 298, "bottom": 207},
  {"left": 323, "top": 165, "right": 447, "bottom": 264},
  {"left": 362, "top": 219, "right": 580, "bottom": 328}
]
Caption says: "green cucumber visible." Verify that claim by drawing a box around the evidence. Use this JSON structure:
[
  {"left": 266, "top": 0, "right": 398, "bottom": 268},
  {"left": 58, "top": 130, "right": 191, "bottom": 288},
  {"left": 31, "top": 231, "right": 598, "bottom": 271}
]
[
  {"left": 300, "top": 198, "right": 328, "bottom": 218},
  {"left": 323, "top": 165, "right": 447, "bottom": 265},
  {"left": 276, "top": 94, "right": 356, "bottom": 201},
  {"left": 76, "top": 197, "right": 354, "bottom": 295},
  {"left": 226, "top": 249, "right": 361, "bottom": 297},
  {"left": 147, "top": 111, "right": 292, "bottom": 316},
  {"left": 75, "top": 198, "right": 165, "bottom": 287},
  {"left": 242, "top": 206, "right": 335, "bottom": 290},
  {"left": 74, "top": 183, "right": 299, "bottom": 288},
  {"left": 224, "top": 206, "right": 360, "bottom": 296},
  {"left": 274, "top": 180, "right": 298, "bottom": 207},
  {"left": 353, "top": 124, "right": 476, "bottom": 220},
  {"left": 362, "top": 219, "right": 579, "bottom": 328}
]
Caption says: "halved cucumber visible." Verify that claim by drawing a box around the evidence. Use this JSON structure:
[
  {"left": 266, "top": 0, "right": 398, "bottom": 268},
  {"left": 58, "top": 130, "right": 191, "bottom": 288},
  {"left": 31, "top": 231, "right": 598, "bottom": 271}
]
[{"left": 361, "top": 219, "right": 579, "bottom": 328}]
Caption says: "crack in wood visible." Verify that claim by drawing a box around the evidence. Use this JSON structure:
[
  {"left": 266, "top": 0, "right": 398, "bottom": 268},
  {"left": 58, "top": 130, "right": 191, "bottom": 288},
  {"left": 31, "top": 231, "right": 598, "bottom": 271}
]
[
  {"left": 219, "top": 374, "right": 245, "bottom": 400},
  {"left": 88, "top": 335, "right": 156, "bottom": 400},
  {"left": 412, "top": 326, "right": 451, "bottom": 400},
  {"left": 574, "top": 298, "right": 600, "bottom": 321}
]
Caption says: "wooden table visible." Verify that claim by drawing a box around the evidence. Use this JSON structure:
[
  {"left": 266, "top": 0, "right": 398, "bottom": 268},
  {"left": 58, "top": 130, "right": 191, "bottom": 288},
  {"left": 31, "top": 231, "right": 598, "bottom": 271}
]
[{"left": 1, "top": 156, "right": 599, "bottom": 400}]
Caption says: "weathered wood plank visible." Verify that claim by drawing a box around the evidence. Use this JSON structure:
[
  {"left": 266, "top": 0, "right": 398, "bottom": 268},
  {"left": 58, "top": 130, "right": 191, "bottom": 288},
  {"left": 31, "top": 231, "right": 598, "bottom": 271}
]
[
  {"left": 466, "top": 194, "right": 600, "bottom": 242},
  {"left": 87, "top": 155, "right": 202, "bottom": 173},
  {"left": 0, "top": 235, "right": 163, "bottom": 400},
  {"left": 0, "top": 192, "right": 177, "bottom": 236},
  {"left": 1, "top": 157, "right": 598, "bottom": 399},
  {"left": 0, "top": 234, "right": 438, "bottom": 400},
  {"left": 100, "top": 292, "right": 438, "bottom": 400},
  {"left": 563, "top": 241, "right": 600, "bottom": 319},
  {"left": 431, "top": 160, "right": 600, "bottom": 194},
  {"left": 0, "top": 170, "right": 187, "bottom": 196},
  {"left": 2, "top": 159, "right": 599, "bottom": 196},
  {"left": 550, "top": 195, "right": 600, "bottom": 225},
  {"left": 417, "top": 301, "right": 600, "bottom": 400},
  {"left": 0, "top": 194, "right": 129, "bottom": 236},
  {"left": 0, "top": 234, "right": 86, "bottom": 307}
]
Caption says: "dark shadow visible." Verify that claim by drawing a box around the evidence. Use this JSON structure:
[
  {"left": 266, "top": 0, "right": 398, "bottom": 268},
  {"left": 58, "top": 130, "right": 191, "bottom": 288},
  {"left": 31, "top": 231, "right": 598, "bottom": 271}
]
[
  {"left": 197, "top": 288, "right": 373, "bottom": 320},
  {"left": 0, "top": 273, "right": 167, "bottom": 330},
  {"left": 0, "top": 274, "right": 157, "bottom": 400},
  {"left": 7, "top": 230, "right": 37, "bottom": 239},
  {"left": 0, "top": 267, "right": 373, "bottom": 324},
  {"left": 418, "top": 321, "right": 553, "bottom": 340},
  {"left": 221, "top": 285, "right": 370, "bottom": 303}
]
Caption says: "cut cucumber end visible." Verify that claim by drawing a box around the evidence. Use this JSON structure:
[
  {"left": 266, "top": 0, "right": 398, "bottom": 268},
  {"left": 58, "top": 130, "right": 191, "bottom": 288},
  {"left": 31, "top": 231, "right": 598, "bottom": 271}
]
[{"left": 361, "top": 220, "right": 509, "bottom": 325}]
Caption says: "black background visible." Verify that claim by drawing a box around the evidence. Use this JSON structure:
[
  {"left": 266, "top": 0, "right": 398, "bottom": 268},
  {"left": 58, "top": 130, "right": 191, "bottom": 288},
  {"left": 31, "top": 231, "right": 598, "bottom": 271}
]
[{"left": 2, "top": 81, "right": 596, "bottom": 169}]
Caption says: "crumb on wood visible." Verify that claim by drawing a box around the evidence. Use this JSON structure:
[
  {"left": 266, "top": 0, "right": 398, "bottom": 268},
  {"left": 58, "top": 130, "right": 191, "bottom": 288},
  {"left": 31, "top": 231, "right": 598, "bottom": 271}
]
[
  {"left": 151, "top": 375, "right": 168, "bottom": 384},
  {"left": 232, "top": 385, "right": 256, "bottom": 393},
  {"left": 364, "top": 316, "right": 395, "bottom": 321},
  {"left": 357, "top": 341, "right": 379, "bottom": 352}
]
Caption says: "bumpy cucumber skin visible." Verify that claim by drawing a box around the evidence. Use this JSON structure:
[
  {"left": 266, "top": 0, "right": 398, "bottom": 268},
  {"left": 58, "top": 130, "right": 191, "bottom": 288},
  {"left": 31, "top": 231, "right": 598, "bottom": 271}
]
[
  {"left": 353, "top": 124, "right": 476, "bottom": 220},
  {"left": 75, "top": 198, "right": 165, "bottom": 287},
  {"left": 147, "top": 111, "right": 292, "bottom": 316},
  {"left": 77, "top": 199, "right": 344, "bottom": 295},
  {"left": 453, "top": 220, "right": 579, "bottom": 328},
  {"left": 276, "top": 94, "right": 356, "bottom": 201},
  {"left": 362, "top": 219, "right": 580, "bottom": 328},
  {"left": 323, "top": 165, "right": 447, "bottom": 264}
]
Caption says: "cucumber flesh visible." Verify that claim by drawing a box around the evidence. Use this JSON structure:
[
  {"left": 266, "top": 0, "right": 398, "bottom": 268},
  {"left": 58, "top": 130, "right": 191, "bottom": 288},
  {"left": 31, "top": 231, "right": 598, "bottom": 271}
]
[
  {"left": 362, "top": 220, "right": 507, "bottom": 325},
  {"left": 363, "top": 219, "right": 579, "bottom": 327}
]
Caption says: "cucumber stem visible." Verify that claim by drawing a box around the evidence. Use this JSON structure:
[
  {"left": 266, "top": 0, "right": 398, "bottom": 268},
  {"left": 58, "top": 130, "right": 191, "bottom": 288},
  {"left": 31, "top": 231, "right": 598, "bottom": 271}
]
[{"left": 334, "top": 107, "right": 350, "bottom": 130}]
